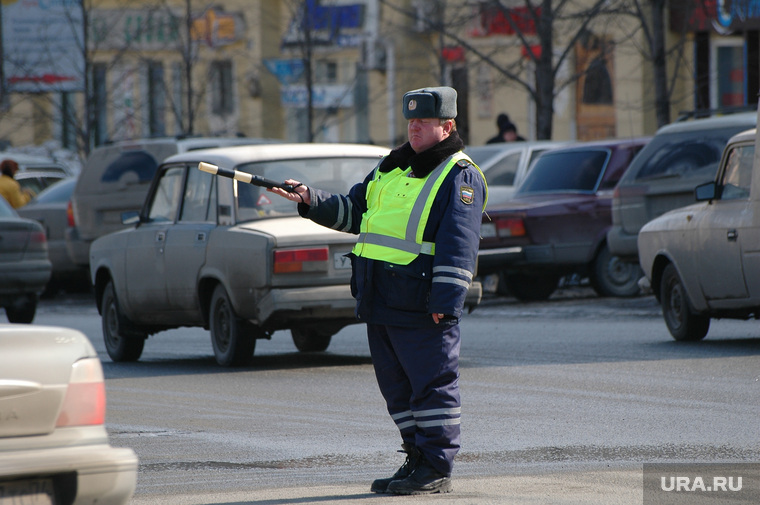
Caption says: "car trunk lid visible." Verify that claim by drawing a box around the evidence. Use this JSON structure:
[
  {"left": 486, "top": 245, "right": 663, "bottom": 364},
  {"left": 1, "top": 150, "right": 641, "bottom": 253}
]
[
  {"left": 239, "top": 216, "right": 356, "bottom": 246},
  {"left": 238, "top": 217, "right": 358, "bottom": 285},
  {"left": 483, "top": 193, "right": 608, "bottom": 247},
  {"left": 0, "top": 218, "right": 46, "bottom": 263},
  {"left": 0, "top": 327, "right": 94, "bottom": 437}
]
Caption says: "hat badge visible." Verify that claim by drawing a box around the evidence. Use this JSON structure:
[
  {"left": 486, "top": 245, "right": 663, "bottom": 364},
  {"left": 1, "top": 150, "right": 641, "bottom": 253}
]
[{"left": 408, "top": 99, "right": 417, "bottom": 111}]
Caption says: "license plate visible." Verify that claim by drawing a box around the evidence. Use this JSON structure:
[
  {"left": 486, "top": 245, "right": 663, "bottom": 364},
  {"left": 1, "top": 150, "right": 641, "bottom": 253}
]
[
  {"left": 333, "top": 252, "right": 351, "bottom": 270},
  {"left": 0, "top": 479, "right": 55, "bottom": 505}
]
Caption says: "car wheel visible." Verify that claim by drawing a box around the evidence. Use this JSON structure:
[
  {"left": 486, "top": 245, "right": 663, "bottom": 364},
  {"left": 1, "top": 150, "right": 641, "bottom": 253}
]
[
  {"left": 101, "top": 281, "right": 146, "bottom": 362},
  {"left": 5, "top": 295, "right": 36, "bottom": 324},
  {"left": 209, "top": 284, "right": 256, "bottom": 366},
  {"left": 590, "top": 243, "right": 643, "bottom": 297},
  {"left": 503, "top": 273, "right": 559, "bottom": 301},
  {"left": 660, "top": 263, "right": 709, "bottom": 341},
  {"left": 291, "top": 328, "right": 333, "bottom": 352}
]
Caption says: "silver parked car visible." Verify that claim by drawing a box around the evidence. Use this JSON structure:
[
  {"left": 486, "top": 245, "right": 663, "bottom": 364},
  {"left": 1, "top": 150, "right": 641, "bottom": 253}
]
[
  {"left": 89, "top": 143, "right": 390, "bottom": 366},
  {"left": 0, "top": 198, "right": 51, "bottom": 323},
  {"left": 638, "top": 128, "right": 758, "bottom": 341},
  {"left": 0, "top": 325, "right": 138, "bottom": 504},
  {"left": 17, "top": 177, "right": 90, "bottom": 293}
]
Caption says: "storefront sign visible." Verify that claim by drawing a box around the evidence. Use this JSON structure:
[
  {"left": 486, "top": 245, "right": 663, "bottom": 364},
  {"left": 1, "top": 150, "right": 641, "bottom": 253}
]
[
  {"left": 264, "top": 59, "right": 305, "bottom": 85},
  {"left": 671, "top": 0, "right": 760, "bottom": 32},
  {"left": 282, "top": 0, "right": 365, "bottom": 48},
  {"left": 90, "top": 7, "right": 244, "bottom": 51}
]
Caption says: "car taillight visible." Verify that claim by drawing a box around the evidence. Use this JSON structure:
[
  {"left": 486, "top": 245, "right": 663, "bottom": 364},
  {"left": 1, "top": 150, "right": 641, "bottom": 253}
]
[
  {"left": 495, "top": 218, "right": 526, "bottom": 237},
  {"left": 26, "top": 230, "right": 48, "bottom": 253},
  {"left": 29, "top": 230, "right": 47, "bottom": 245},
  {"left": 66, "top": 200, "right": 76, "bottom": 227},
  {"left": 274, "top": 247, "right": 329, "bottom": 273},
  {"left": 56, "top": 357, "right": 106, "bottom": 427}
]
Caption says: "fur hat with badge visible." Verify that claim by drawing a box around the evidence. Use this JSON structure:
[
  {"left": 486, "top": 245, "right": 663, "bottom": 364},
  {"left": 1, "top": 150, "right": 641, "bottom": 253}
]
[
  {"left": 380, "top": 86, "right": 463, "bottom": 177},
  {"left": 402, "top": 87, "right": 457, "bottom": 120}
]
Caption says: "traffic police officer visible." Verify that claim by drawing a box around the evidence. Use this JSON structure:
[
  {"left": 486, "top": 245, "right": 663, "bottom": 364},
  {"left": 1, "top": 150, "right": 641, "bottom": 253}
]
[{"left": 269, "top": 86, "right": 487, "bottom": 495}]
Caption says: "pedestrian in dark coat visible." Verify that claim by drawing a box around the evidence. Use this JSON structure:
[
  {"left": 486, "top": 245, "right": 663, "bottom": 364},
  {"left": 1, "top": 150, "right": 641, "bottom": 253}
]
[{"left": 486, "top": 113, "right": 526, "bottom": 143}]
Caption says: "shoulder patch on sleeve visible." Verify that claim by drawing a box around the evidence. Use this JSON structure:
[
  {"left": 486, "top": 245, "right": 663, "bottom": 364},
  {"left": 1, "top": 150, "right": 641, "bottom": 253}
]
[
  {"left": 456, "top": 159, "right": 471, "bottom": 169},
  {"left": 460, "top": 185, "right": 474, "bottom": 204}
]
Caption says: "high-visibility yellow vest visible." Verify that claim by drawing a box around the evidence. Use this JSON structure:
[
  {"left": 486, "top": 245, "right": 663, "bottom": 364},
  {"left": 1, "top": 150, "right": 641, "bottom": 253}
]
[{"left": 352, "top": 153, "right": 483, "bottom": 265}]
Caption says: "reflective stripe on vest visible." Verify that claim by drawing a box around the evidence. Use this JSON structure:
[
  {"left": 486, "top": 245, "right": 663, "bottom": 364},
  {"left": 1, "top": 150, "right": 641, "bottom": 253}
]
[{"left": 352, "top": 153, "right": 470, "bottom": 265}]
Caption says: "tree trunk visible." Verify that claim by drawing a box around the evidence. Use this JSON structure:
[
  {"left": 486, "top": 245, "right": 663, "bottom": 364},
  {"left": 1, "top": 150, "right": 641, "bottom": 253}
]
[
  {"left": 651, "top": 0, "right": 670, "bottom": 127},
  {"left": 535, "top": 0, "right": 555, "bottom": 139}
]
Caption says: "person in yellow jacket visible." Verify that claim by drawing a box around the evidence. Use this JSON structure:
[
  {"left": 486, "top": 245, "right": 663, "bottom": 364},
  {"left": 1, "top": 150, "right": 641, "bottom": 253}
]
[
  {"left": 0, "top": 159, "right": 34, "bottom": 208},
  {"left": 270, "top": 86, "right": 487, "bottom": 495}
]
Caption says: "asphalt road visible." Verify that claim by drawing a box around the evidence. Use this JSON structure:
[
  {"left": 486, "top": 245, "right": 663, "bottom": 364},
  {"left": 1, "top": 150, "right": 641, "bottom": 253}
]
[{"left": 33, "top": 287, "right": 760, "bottom": 504}]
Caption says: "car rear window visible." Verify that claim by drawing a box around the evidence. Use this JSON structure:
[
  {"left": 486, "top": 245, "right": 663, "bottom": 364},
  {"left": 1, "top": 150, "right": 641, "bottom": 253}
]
[
  {"left": 78, "top": 144, "right": 177, "bottom": 193},
  {"left": 101, "top": 151, "right": 158, "bottom": 183},
  {"left": 235, "top": 156, "right": 379, "bottom": 221},
  {"left": 627, "top": 127, "right": 750, "bottom": 182},
  {"left": 633, "top": 137, "right": 725, "bottom": 181},
  {"left": 517, "top": 149, "right": 609, "bottom": 194}
]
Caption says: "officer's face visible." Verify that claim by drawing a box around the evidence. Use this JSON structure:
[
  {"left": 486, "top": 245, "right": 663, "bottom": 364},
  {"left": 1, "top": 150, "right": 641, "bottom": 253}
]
[{"left": 408, "top": 118, "right": 452, "bottom": 153}]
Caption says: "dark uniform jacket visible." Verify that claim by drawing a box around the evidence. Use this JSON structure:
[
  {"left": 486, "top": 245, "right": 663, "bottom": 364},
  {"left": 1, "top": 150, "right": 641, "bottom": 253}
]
[{"left": 299, "top": 132, "right": 486, "bottom": 328}]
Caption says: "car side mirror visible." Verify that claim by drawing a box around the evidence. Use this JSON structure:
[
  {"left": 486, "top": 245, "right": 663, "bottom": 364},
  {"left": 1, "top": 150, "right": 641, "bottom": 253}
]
[
  {"left": 694, "top": 181, "right": 717, "bottom": 202},
  {"left": 121, "top": 210, "right": 141, "bottom": 225}
]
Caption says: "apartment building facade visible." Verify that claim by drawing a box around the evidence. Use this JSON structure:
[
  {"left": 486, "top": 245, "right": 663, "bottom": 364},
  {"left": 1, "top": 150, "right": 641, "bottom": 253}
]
[{"left": 0, "top": 0, "right": 757, "bottom": 156}]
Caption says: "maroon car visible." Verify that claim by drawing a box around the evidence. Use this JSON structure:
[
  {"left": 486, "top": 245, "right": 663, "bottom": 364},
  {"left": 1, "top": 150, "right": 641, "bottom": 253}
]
[{"left": 478, "top": 137, "right": 650, "bottom": 301}]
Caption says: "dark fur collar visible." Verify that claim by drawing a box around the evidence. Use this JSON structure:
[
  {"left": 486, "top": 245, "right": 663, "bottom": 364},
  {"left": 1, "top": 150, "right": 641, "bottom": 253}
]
[{"left": 378, "top": 131, "right": 464, "bottom": 178}]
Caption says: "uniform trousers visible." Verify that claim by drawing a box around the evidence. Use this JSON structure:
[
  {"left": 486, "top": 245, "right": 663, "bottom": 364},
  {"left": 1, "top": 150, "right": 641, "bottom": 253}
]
[{"left": 366, "top": 322, "right": 461, "bottom": 476}]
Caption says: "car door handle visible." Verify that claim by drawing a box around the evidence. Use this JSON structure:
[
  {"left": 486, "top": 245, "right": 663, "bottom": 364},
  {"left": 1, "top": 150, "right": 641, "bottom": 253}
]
[
  {"left": 196, "top": 232, "right": 206, "bottom": 242},
  {"left": 727, "top": 229, "right": 738, "bottom": 242},
  {"left": 155, "top": 231, "right": 166, "bottom": 243}
]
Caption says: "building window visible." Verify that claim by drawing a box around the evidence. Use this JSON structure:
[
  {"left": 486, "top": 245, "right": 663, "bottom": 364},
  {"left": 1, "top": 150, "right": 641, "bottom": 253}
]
[
  {"left": 148, "top": 61, "right": 166, "bottom": 136},
  {"left": 710, "top": 37, "right": 744, "bottom": 109},
  {"left": 210, "top": 60, "right": 234, "bottom": 115},
  {"left": 315, "top": 60, "right": 337, "bottom": 83},
  {"left": 582, "top": 56, "right": 613, "bottom": 104}
]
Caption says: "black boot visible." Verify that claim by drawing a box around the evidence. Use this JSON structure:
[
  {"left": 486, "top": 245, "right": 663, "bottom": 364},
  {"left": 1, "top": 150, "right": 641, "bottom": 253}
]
[
  {"left": 370, "top": 443, "right": 420, "bottom": 494},
  {"left": 386, "top": 455, "right": 452, "bottom": 495}
]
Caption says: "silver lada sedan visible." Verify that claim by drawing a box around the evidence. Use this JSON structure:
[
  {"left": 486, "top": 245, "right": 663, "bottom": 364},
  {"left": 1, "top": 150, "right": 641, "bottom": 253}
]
[{"left": 89, "top": 143, "right": 390, "bottom": 366}]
